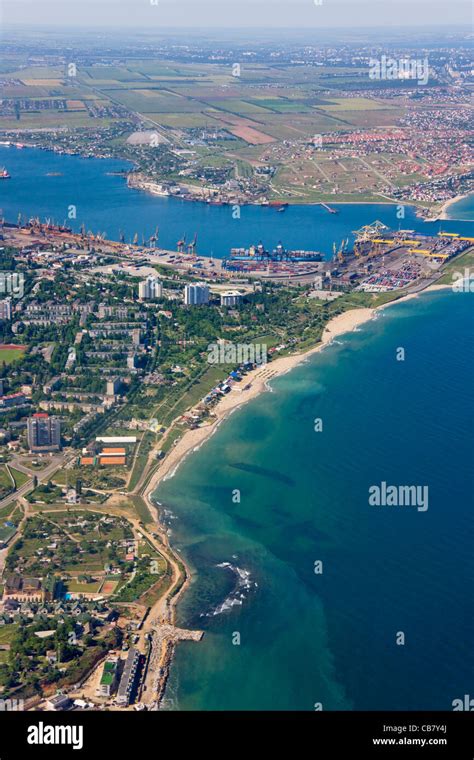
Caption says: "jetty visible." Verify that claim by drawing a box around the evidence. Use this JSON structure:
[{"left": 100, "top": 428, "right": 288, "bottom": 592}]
[
  {"left": 141, "top": 623, "right": 204, "bottom": 707},
  {"left": 320, "top": 202, "right": 338, "bottom": 214}
]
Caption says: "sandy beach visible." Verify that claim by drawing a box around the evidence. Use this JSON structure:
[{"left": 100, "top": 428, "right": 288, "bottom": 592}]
[
  {"left": 145, "top": 306, "right": 375, "bottom": 496},
  {"left": 140, "top": 282, "right": 456, "bottom": 703},
  {"left": 146, "top": 283, "right": 455, "bottom": 500},
  {"left": 438, "top": 193, "right": 472, "bottom": 220}
]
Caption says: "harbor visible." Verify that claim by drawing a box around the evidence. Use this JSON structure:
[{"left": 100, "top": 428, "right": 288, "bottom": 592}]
[
  {"left": 3, "top": 214, "right": 472, "bottom": 291},
  {"left": 1, "top": 146, "right": 473, "bottom": 268}
]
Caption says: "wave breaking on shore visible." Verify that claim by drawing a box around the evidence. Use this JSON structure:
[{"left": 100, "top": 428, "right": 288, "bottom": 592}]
[{"left": 200, "top": 561, "right": 258, "bottom": 617}]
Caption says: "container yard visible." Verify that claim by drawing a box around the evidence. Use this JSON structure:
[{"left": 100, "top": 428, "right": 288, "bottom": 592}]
[{"left": 331, "top": 221, "right": 473, "bottom": 292}]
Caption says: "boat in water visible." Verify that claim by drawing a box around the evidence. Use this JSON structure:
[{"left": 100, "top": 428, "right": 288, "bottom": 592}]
[
  {"left": 0, "top": 168, "right": 11, "bottom": 179},
  {"left": 228, "top": 241, "right": 322, "bottom": 263}
]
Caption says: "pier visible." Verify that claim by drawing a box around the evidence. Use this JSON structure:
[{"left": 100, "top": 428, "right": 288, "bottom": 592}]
[
  {"left": 141, "top": 623, "right": 204, "bottom": 707},
  {"left": 320, "top": 202, "right": 338, "bottom": 214}
]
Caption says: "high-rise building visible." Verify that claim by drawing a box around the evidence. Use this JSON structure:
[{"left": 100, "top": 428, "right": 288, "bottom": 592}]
[
  {"left": 0, "top": 299, "right": 12, "bottom": 320},
  {"left": 106, "top": 378, "right": 121, "bottom": 397},
  {"left": 138, "top": 277, "right": 163, "bottom": 300},
  {"left": 184, "top": 283, "right": 209, "bottom": 306},
  {"left": 27, "top": 413, "right": 61, "bottom": 452}
]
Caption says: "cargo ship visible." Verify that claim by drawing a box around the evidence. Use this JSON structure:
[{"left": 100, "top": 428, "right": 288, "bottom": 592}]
[
  {"left": 224, "top": 241, "right": 323, "bottom": 277},
  {"left": 227, "top": 241, "right": 323, "bottom": 263},
  {"left": 0, "top": 168, "right": 11, "bottom": 179}
]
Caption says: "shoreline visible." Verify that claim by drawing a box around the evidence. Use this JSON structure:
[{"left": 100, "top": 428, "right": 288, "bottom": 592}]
[
  {"left": 145, "top": 306, "right": 374, "bottom": 495},
  {"left": 146, "top": 283, "right": 452, "bottom": 501},
  {"left": 0, "top": 143, "right": 427, "bottom": 213},
  {"left": 142, "top": 283, "right": 452, "bottom": 705},
  {"left": 424, "top": 192, "right": 473, "bottom": 222},
  {"left": 5, "top": 143, "right": 473, "bottom": 228},
  {"left": 438, "top": 193, "right": 472, "bottom": 220}
]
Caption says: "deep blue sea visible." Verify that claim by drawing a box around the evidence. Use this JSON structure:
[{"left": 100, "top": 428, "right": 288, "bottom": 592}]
[
  {"left": 157, "top": 291, "right": 474, "bottom": 710},
  {"left": 0, "top": 145, "right": 473, "bottom": 259}
]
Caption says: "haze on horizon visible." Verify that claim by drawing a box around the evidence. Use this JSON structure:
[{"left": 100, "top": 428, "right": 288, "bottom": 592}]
[{"left": 2, "top": 0, "right": 471, "bottom": 30}]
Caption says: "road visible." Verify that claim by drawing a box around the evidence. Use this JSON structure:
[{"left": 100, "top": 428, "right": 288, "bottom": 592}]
[{"left": 0, "top": 454, "right": 66, "bottom": 510}]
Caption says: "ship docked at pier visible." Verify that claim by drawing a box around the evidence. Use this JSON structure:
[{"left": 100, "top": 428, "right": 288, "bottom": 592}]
[{"left": 223, "top": 241, "right": 323, "bottom": 277}]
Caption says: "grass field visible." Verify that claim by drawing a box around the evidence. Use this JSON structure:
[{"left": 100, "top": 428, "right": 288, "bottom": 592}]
[
  {"left": 0, "top": 465, "right": 13, "bottom": 490},
  {"left": 0, "top": 504, "right": 15, "bottom": 521},
  {"left": 9, "top": 467, "right": 30, "bottom": 488},
  {"left": 0, "top": 347, "right": 26, "bottom": 365},
  {"left": 0, "top": 625, "right": 17, "bottom": 645},
  {"left": 129, "top": 495, "right": 153, "bottom": 525},
  {"left": 435, "top": 248, "right": 474, "bottom": 285},
  {"left": 65, "top": 579, "right": 102, "bottom": 594}
]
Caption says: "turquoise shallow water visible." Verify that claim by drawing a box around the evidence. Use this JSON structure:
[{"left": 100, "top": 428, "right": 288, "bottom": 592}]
[
  {"left": 156, "top": 291, "right": 474, "bottom": 710},
  {"left": 445, "top": 193, "right": 474, "bottom": 221}
]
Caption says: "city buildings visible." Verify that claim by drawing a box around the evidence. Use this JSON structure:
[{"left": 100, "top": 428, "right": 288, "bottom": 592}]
[
  {"left": 27, "top": 413, "right": 61, "bottom": 452},
  {"left": 220, "top": 290, "right": 244, "bottom": 307},
  {"left": 106, "top": 378, "right": 122, "bottom": 397},
  {"left": 116, "top": 648, "right": 140, "bottom": 706},
  {"left": 0, "top": 299, "right": 12, "bottom": 320},
  {"left": 138, "top": 277, "right": 163, "bottom": 300},
  {"left": 184, "top": 283, "right": 209, "bottom": 306},
  {"left": 0, "top": 392, "right": 27, "bottom": 409},
  {"left": 3, "top": 575, "right": 56, "bottom": 602}
]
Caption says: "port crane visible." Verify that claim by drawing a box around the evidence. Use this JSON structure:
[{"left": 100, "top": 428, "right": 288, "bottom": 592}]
[
  {"left": 187, "top": 232, "right": 198, "bottom": 255},
  {"left": 149, "top": 226, "right": 159, "bottom": 247},
  {"left": 333, "top": 238, "right": 349, "bottom": 264},
  {"left": 352, "top": 221, "right": 393, "bottom": 259},
  {"left": 177, "top": 234, "right": 186, "bottom": 252}
]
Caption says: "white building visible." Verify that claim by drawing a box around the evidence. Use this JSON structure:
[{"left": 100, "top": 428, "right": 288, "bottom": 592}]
[
  {"left": 0, "top": 299, "right": 12, "bottom": 320},
  {"left": 220, "top": 291, "right": 243, "bottom": 307},
  {"left": 138, "top": 277, "right": 163, "bottom": 301},
  {"left": 184, "top": 283, "right": 209, "bottom": 306}
]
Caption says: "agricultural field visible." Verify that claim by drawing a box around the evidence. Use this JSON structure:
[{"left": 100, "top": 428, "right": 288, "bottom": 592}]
[
  {"left": 1, "top": 56, "right": 462, "bottom": 204},
  {"left": 0, "top": 58, "right": 408, "bottom": 144}
]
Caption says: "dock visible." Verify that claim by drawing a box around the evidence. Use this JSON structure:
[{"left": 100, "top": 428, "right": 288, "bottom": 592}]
[
  {"left": 320, "top": 202, "right": 338, "bottom": 214},
  {"left": 141, "top": 623, "right": 204, "bottom": 707}
]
